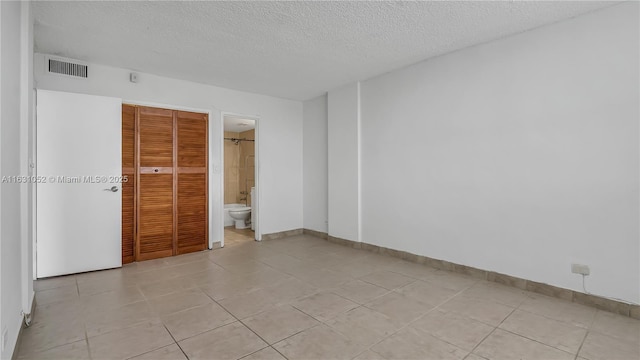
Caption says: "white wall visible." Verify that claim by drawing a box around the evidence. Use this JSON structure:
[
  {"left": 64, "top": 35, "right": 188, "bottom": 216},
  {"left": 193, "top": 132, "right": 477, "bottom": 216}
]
[
  {"left": 328, "top": 83, "right": 360, "bottom": 241},
  {"left": 303, "top": 95, "right": 328, "bottom": 233},
  {"left": 20, "top": 0, "right": 35, "bottom": 322},
  {"left": 357, "top": 3, "right": 638, "bottom": 303},
  {"left": 34, "top": 54, "right": 304, "bottom": 242},
  {"left": 1, "top": 1, "right": 34, "bottom": 358}
]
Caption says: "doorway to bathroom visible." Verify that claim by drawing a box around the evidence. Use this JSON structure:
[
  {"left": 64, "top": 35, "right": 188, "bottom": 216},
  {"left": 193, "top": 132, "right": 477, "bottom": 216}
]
[{"left": 222, "top": 114, "right": 258, "bottom": 246}]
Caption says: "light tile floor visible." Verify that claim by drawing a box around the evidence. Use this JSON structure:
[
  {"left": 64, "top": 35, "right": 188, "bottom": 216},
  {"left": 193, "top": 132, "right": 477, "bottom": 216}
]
[
  {"left": 224, "top": 227, "right": 255, "bottom": 247},
  {"left": 19, "top": 234, "right": 640, "bottom": 360}
]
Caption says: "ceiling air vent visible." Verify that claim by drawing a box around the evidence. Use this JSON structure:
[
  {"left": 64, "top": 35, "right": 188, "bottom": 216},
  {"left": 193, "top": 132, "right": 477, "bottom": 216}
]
[{"left": 48, "top": 58, "right": 88, "bottom": 78}]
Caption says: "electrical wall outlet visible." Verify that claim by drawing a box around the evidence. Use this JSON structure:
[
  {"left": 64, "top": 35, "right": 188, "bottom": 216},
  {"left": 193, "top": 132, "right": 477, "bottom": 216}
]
[{"left": 571, "top": 263, "right": 590, "bottom": 276}]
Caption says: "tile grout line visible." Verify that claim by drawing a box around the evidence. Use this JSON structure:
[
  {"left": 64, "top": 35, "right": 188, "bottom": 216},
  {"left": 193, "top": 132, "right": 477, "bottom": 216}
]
[
  {"left": 573, "top": 308, "right": 599, "bottom": 360},
  {"left": 267, "top": 323, "right": 322, "bottom": 350},
  {"left": 161, "top": 323, "right": 189, "bottom": 360},
  {"left": 515, "top": 303, "right": 595, "bottom": 329},
  {"left": 77, "top": 276, "right": 95, "bottom": 360},
  {"left": 465, "top": 306, "right": 518, "bottom": 358},
  {"left": 235, "top": 345, "right": 272, "bottom": 360},
  {"left": 496, "top": 327, "right": 579, "bottom": 357},
  {"left": 28, "top": 236, "right": 638, "bottom": 360},
  {"left": 199, "top": 286, "right": 291, "bottom": 360},
  {"left": 500, "top": 295, "right": 595, "bottom": 358},
  {"left": 254, "top": 246, "right": 477, "bottom": 359},
  {"left": 352, "top": 281, "right": 476, "bottom": 359},
  {"left": 573, "top": 330, "right": 589, "bottom": 360}
]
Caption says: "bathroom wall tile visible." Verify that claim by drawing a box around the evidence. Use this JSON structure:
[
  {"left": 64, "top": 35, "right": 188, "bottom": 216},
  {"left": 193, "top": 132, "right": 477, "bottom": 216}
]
[{"left": 224, "top": 131, "right": 241, "bottom": 204}]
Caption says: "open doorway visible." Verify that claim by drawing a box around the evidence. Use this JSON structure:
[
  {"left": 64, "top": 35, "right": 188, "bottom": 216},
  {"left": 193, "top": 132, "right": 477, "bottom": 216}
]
[{"left": 222, "top": 114, "right": 258, "bottom": 246}]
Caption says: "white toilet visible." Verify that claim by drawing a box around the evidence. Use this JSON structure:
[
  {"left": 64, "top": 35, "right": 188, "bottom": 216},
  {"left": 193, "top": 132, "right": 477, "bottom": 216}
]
[{"left": 228, "top": 206, "right": 251, "bottom": 229}]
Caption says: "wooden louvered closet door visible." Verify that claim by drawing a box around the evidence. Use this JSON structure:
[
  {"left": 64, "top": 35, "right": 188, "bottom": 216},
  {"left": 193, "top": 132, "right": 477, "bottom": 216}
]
[
  {"left": 123, "top": 105, "right": 208, "bottom": 262},
  {"left": 136, "top": 106, "right": 176, "bottom": 261},
  {"left": 176, "top": 111, "right": 208, "bottom": 254}
]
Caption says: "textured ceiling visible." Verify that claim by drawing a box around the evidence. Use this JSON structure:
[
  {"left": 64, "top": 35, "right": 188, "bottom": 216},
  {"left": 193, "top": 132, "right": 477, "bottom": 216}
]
[{"left": 33, "top": 1, "right": 617, "bottom": 101}]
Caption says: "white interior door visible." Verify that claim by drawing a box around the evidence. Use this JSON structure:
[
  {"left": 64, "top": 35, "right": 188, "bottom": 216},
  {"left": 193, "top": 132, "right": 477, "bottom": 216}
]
[{"left": 36, "top": 90, "right": 122, "bottom": 278}]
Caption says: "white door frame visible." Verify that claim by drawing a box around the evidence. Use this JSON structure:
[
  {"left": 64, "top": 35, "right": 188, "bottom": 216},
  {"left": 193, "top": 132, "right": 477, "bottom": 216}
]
[{"left": 221, "top": 111, "right": 261, "bottom": 246}]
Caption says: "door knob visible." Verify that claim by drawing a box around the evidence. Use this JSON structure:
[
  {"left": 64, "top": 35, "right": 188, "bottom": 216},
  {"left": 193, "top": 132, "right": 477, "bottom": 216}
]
[{"left": 104, "top": 186, "right": 118, "bottom": 192}]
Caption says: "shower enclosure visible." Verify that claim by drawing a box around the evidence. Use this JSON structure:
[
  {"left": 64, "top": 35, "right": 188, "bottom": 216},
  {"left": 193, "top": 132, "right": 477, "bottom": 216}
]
[{"left": 242, "top": 154, "right": 255, "bottom": 206}]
